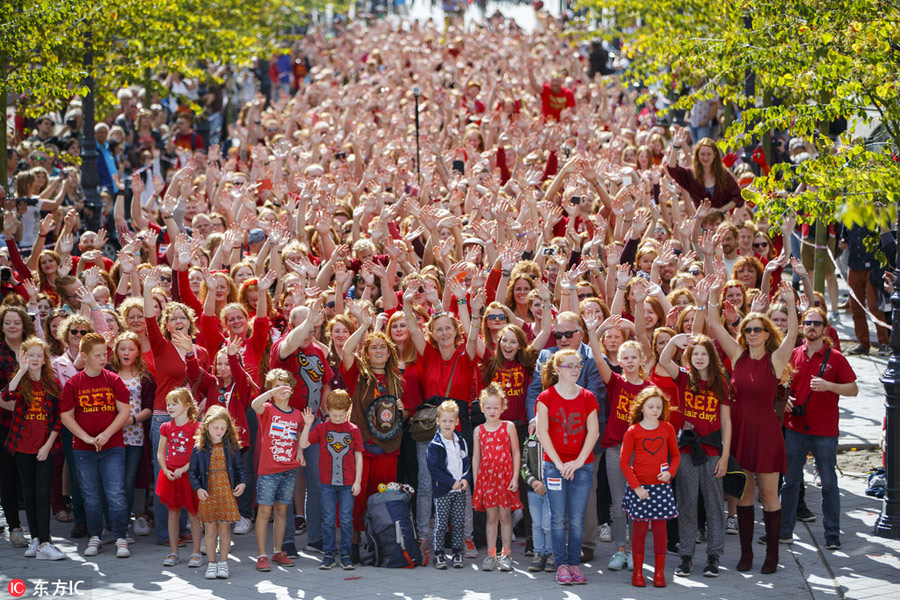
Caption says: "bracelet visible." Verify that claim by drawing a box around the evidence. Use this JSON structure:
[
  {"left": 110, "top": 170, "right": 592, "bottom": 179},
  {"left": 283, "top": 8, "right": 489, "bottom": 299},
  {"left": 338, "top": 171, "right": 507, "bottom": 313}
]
[
  {"left": 131, "top": 415, "right": 136, "bottom": 426},
  {"left": 501, "top": 270, "right": 511, "bottom": 277},
  {"left": 616, "top": 285, "right": 628, "bottom": 290},
  {"left": 162, "top": 214, "right": 174, "bottom": 219},
  {"left": 696, "top": 306, "right": 708, "bottom": 311},
  {"left": 730, "top": 318, "right": 741, "bottom": 328},
  {"left": 185, "top": 351, "right": 195, "bottom": 359},
  {"left": 673, "top": 145, "right": 682, "bottom": 149},
  {"left": 457, "top": 299, "right": 468, "bottom": 306}
]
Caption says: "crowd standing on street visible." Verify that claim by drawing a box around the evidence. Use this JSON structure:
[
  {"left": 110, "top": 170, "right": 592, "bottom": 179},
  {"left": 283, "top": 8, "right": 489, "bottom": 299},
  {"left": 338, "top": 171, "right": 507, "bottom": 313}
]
[{"left": 1, "top": 6, "right": 869, "bottom": 587}]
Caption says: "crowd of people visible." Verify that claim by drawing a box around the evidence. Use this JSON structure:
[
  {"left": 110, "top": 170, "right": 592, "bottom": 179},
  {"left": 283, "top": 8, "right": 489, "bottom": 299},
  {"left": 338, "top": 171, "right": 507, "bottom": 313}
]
[{"left": 0, "top": 8, "right": 869, "bottom": 588}]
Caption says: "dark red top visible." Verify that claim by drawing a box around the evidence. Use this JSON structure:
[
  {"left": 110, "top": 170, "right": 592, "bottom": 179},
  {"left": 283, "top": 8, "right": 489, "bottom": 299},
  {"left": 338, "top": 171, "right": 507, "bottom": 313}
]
[{"left": 666, "top": 164, "right": 743, "bottom": 210}]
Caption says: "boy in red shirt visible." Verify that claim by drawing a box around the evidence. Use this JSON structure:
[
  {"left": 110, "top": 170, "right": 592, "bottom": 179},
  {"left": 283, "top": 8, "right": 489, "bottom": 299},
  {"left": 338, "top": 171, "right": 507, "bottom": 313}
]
[
  {"left": 300, "top": 390, "right": 363, "bottom": 570},
  {"left": 60, "top": 333, "right": 132, "bottom": 558}
]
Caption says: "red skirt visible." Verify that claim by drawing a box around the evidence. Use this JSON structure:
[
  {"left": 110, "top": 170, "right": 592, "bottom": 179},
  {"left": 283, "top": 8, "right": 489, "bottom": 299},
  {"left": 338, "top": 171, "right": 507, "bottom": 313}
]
[{"left": 156, "top": 470, "right": 199, "bottom": 515}]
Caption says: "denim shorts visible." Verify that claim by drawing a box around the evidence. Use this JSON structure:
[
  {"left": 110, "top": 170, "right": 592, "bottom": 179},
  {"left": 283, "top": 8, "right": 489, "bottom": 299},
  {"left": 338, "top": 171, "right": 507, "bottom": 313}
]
[{"left": 256, "top": 469, "right": 298, "bottom": 506}]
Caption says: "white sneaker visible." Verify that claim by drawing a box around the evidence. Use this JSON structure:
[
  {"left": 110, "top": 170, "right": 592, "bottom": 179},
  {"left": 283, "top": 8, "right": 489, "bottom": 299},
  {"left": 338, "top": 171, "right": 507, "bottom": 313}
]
[
  {"left": 234, "top": 516, "right": 253, "bottom": 535},
  {"left": 84, "top": 536, "right": 102, "bottom": 556},
  {"left": 598, "top": 523, "right": 612, "bottom": 543},
  {"left": 116, "top": 538, "right": 131, "bottom": 558},
  {"left": 36, "top": 542, "right": 66, "bottom": 561},
  {"left": 205, "top": 562, "right": 218, "bottom": 579},
  {"left": 24, "top": 538, "right": 39, "bottom": 557},
  {"left": 133, "top": 517, "right": 151, "bottom": 536}
]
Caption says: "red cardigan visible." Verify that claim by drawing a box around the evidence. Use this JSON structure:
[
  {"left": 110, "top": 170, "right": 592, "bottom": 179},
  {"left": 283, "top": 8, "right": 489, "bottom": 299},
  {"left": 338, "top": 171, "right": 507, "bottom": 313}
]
[{"left": 666, "top": 164, "right": 743, "bottom": 210}]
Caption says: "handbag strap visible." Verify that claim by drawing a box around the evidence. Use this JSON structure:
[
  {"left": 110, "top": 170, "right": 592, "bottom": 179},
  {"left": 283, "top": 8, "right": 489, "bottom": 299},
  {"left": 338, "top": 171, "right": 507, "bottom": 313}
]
[{"left": 444, "top": 354, "right": 461, "bottom": 398}]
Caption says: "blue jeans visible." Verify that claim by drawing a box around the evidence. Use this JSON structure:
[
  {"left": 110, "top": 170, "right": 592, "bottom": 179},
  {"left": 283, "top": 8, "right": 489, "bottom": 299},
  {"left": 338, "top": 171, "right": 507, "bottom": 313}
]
[
  {"left": 528, "top": 489, "right": 551, "bottom": 556},
  {"left": 690, "top": 124, "right": 711, "bottom": 144},
  {"left": 60, "top": 428, "right": 86, "bottom": 525},
  {"left": 544, "top": 460, "right": 594, "bottom": 566},
  {"left": 150, "top": 414, "right": 187, "bottom": 543},
  {"left": 321, "top": 484, "right": 354, "bottom": 557},
  {"left": 781, "top": 429, "right": 840, "bottom": 539},
  {"left": 416, "top": 440, "right": 433, "bottom": 540},
  {"left": 284, "top": 443, "right": 321, "bottom": 547},
  {"left": 123, "top": 444, "right": 143, "bottom": 518},
  {"left": 73, "top": 447, "right": 128, "bottom": 539}
]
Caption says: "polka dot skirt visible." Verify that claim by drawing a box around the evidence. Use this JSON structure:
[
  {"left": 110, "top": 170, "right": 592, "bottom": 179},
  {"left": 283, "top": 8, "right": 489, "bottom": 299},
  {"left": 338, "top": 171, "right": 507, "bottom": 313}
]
[{"left": 622, "top": 483, "right": 678, "bottom": 521}]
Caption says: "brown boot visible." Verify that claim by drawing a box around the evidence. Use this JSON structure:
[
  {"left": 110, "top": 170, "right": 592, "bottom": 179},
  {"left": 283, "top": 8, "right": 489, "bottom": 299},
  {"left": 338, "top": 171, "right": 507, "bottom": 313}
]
[
  {"left": 736, "top": 505, "right": 755, "bottom": 572},
  {"left": 761, "top": 509, "right": 782, "bottom": 574},
  {"left": 653, "top": 554, "right": 667, "bottom": 587},
  {"left": 631, "top": 553, "right": 646, "bottom": 587}
]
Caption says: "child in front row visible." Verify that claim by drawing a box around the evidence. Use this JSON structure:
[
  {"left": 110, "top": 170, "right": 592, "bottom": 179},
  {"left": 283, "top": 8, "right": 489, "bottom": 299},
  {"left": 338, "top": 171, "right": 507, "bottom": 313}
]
[
  {"left": 189, "top": 405, "right": 245, "bottom": 580},
  {"left": 521, "top": 417, "right": 554, "bottom": 574},
  {"left": 620, "top": 386, "right": 681, "bottom": 588},
  {"left": 299, "top": 390, "right": 363, "bottom": 571},
  {"left": 156, "top": 388, "right": 203, "bottom": 569},
  {"left": 251, "top": 368, "right": 301, "bottom": 573},
  {"left": 426, "top": 400, "right": 471, "bottom": 570},
  {"left": 472, "top": 383, "right": 522, "bottom": 572}
]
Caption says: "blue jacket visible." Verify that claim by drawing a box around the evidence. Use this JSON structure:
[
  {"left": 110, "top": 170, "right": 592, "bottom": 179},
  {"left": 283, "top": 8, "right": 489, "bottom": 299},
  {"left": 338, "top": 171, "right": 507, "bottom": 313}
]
[
  {"left": 525, "top": 342, "right": 608, "bottom": 453},
  {"left": 425, "top": 430, "right": 471, "bottom": 499},
  {"left": 188, "top": 440, "right": 245, "bottom": 493}
]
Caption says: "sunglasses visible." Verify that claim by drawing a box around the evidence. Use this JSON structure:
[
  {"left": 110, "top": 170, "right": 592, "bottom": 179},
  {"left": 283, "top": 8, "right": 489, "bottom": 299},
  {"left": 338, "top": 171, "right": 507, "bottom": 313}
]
[
  {"left": 553, "top": 330, "right": 579, "bottom": 340},
  {"left": 687, "top": 269, "right": 701, "bottom": 276},
  {"left": 160, "top": 276, "right": 172, "bottom": 282},
  {"left": 803, "top": 320, "right": 824, "bottom": 327},
  {"left": 486, "top": 314, "right": 507, "bottom": 321},
  {"left": 752, "top": 242, "right": 769, "bottom": 248},
  {"left": 742, "top": 326, "right": 765, "bottom": 334},
  {"left": 70, "top": 329, "right": 89, "bottom": 336},
  {"left": 578, "top": 293, "right": 592, "bottom": 300},
  {"left": 325, "top": 301, "right": 336, "bottom": 308}
]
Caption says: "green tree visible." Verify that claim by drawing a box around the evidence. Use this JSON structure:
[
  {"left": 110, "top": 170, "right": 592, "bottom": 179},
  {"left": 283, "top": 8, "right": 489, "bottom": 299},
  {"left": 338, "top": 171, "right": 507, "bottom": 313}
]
[{"left": 579, "top": 0, "right": 900, "bottom": 266}]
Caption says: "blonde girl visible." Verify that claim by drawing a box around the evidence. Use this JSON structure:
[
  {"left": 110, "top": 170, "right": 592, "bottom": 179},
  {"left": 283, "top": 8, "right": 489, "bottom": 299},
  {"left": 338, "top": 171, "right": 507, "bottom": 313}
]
[
  {"left": 156, "top": 388, "right": 202, "bottom": 568},
  {"left": 189, "top": 405, "right": 245, "bottom": 580},
  {"left": 472, "top": 383, "right": 522, "bottom": 572}
]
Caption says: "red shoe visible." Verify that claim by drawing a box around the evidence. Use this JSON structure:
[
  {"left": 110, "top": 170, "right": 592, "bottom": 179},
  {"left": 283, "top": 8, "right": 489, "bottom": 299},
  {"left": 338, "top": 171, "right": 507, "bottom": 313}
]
[
  {"left": 653, "top": 554, "right": 667, "bottom": 587},
  {"left": 632, "top": 553, "right": 646, "bottom": 587},
  {"left": 256, "top": 555, "right": 271, "bottom": 572},
  {"left": 272, "top": 551, "right": 294, "bottom": 566},
  {"left": 180, "top": 533, "right": 192, "bottom": 542}
]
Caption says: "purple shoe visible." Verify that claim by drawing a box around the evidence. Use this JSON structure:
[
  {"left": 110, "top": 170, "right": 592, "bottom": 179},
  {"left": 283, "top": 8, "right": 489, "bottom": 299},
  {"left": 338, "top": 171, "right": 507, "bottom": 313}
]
[
  {"left": 570, "top": 564, "right": 587, "bottom": 584},
  {"left": 556, "top": 564, "right": 573, "bottom": 585}
]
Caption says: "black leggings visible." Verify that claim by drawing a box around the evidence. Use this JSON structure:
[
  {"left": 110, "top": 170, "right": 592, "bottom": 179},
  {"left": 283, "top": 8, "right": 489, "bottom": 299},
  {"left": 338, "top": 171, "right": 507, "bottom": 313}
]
[
  {"left": 15, "top": 453, "right": 52, "bottom": 543},
  {"left": 0, "top": 426, "right": 22, "bottom": 530}
]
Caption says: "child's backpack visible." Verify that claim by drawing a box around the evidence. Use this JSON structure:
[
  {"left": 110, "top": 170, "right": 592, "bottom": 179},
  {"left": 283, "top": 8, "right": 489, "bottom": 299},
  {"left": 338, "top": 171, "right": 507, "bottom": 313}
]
[{"left": 363, "top": 488, "right": 425, "bottom": 568}]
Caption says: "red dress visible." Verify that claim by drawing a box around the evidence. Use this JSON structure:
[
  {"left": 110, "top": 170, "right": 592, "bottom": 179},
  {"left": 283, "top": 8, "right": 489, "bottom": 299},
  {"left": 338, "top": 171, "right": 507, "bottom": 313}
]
[
  {"left": 472, "top": 423, "right": 523, "bottom": 511},
  {"left": 155, "top": 420, "right": 200, "bottom": 514},
  {"left": 730, "top": 352, "right": 786, "bottom": 474}
]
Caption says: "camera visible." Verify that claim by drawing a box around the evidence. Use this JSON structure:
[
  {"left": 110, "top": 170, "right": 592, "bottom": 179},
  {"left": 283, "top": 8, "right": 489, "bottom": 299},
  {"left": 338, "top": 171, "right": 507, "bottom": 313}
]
[
  {"left": 571, "top": 196, "right": 581, "bottom": 205},
  {"left": 790, "top": 404, "right": 805, "bottom": 417}
]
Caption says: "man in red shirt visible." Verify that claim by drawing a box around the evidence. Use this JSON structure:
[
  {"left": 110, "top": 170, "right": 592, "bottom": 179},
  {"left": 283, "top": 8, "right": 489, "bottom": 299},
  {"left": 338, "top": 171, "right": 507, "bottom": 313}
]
[
  {"left": 527, "top": 64, "right": 575, "bottom": 121},
  {"left": 60, "top": 333, "right": 131, "bottom": 558},
  {"left": 269, "top": 301, "right": 332, "bottom": 556},
  {"left": 782, "top": 308, "right": 857, "bottom": 550}
]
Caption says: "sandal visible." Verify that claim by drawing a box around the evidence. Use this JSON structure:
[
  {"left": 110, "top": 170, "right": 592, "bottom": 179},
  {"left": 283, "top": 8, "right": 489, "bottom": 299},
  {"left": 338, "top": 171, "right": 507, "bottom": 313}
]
[
  {"left": 163, "top": 553, "right": 180, "bottom": 567},
  {"left": 188, "top": 553, "right": 203, "bottom": 568},
  {"left": 55, "top": 510, "right": 73, "bottom": 523}
]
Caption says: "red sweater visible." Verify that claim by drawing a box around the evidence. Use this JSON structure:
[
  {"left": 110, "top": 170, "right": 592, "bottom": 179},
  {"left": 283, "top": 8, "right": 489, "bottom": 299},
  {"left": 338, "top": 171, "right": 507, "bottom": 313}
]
[
  {"left": 619, "top": 421, "right": 680, "bottom": 490},
  {"left": 145, "top": 316, "right": 210, "bottom": 411}
]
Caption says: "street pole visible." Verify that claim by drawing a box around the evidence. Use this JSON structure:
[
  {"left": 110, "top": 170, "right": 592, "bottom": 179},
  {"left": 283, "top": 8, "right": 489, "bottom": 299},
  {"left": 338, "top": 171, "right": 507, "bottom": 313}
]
[
  {"left": 80, "top": 30, "right": 102, "bottom": 233},
  {"left": 413, "top": 86, "right": 420, "bottom": 186},
  {"left": 877, "top": 207, "right": 900, "bottom": 539}
]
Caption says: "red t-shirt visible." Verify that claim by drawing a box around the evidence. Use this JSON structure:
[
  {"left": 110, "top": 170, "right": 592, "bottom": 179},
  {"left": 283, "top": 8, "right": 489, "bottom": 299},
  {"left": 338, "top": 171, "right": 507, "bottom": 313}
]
[
  {"left": 159, "top": 420, "right": 200, "bottom": 469},
  {"left": 488, "top": 360, "right": 531, "bottom": 423},
  {"left": 600, "top": 372, "right": 651, "bottom": 448},
  {"left": 620, "top": 421, "right": 680, "bottom": 489},
  {"left": 536, "top": 386, "right": 598, "bottom": 463},
  {"left": 256, "top": 402, "right": 302, "bottom": 475},
  {"left": 419, "top": 344, "right": 476, "bottom": 404},
  {"left": 60, "top": 369, "right": 129, "bottom": 451},
  {"left": 675, "top": 369, "right": 731, "bottom": 456},
  {"left": 787, "top": 344, "right": 856, "bottom": 437},
  {"left": 270, "top": 339, "right": 333, "bottom": 415},
  {"left": 308, "top": 420, "right": 363, "bottom": 486},
  {"left": 19, "top": 385, "right": 49, "bottom": 454},
  {"left": 540, "top": 83, "right": 575, "bottom": 121}
]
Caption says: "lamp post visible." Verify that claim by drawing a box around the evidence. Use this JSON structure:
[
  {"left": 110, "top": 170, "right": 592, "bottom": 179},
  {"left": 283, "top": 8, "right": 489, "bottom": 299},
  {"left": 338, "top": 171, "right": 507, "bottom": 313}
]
[
  {"left": 80, "top": 30, "right": 102, "bottom": 233},
  {"left": 877, "top": 207, "right": 900, "bottom": 539}
]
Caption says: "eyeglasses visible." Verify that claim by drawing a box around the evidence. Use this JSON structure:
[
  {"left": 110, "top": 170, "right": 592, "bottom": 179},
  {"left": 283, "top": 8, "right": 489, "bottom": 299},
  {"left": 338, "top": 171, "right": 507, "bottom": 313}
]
[
  {"left": 578, "top": 293, "right": 592, "bottom": 300},
  {"left": 742, "top": 326, "right": 765, "bottom": 334},
  {"left": 160, "top": 276, "right": 172, "bottom": 283},
  {"left": 325, "top": 301, "right": 336, "bottom": 308},
  {"left": 803, "top": 320, "right": 824, "bottom": 327},
  {"left": 70, "top": 329, "right": 89, "bottom": 336},
  {"left": 553, "top": 330, "right": 579, "bottom": 340},
  {"left": 559, "top": 363, "right": 583, "bottom": 370},
  {"left": 687, "top": 269, "right": 701, "bottom": 276},
  {"left": 486, "top": 314, "right": 507, "bottom": 321}
]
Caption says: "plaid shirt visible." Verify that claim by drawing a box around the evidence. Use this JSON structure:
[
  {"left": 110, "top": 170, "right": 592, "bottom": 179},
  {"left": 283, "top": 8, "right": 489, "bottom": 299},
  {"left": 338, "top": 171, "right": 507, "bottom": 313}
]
[
  {"left": 2, "top": 385, "right": 62, "bottom": 456},
  {"left": 0, "top": 342, "right": 18, "bottom": 429}
]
